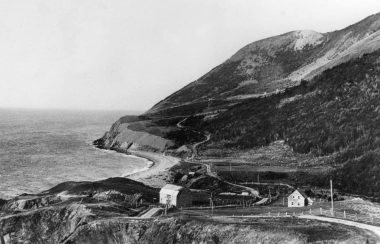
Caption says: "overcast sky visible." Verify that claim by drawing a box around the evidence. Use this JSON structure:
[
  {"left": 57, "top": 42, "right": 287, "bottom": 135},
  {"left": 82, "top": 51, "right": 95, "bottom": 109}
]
[{"left": 0, "top": 0, "right": 380, "bottom": 111}]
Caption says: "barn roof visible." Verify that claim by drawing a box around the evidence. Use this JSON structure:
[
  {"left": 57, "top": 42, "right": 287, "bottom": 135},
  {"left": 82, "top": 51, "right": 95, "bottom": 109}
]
[{"left": 161, "top": 184, "right": 183, "bottom": 192}]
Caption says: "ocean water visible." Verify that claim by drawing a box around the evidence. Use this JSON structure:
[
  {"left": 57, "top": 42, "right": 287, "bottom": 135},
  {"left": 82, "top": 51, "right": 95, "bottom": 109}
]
[{"left": 0, "top": 108, "right": 147, "bottom": 199}]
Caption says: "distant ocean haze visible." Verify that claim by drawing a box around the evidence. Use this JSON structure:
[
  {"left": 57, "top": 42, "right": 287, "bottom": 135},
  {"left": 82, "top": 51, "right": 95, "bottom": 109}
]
[{"left": 0, "top": 108, "right": 145, "bottom": 199}]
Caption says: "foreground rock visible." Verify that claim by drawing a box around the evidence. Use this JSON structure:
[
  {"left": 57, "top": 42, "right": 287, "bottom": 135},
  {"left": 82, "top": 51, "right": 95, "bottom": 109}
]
[
  {"left": 0, "top": 177, "right": 377, "bottom": 243},
  {"left": 0, "top": 178, "right": 158, "bottom": 243}
]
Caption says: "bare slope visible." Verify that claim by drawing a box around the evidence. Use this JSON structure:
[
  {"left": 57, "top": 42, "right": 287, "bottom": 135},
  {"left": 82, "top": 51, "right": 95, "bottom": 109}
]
[{"left": 148, "top": 12, "right": 380, "bottom": 116}]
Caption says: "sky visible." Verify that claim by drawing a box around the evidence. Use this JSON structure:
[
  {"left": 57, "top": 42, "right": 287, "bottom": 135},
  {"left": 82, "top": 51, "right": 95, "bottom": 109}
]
[{"left": 0, "top": 0, "right": 380, "bottom": 111}]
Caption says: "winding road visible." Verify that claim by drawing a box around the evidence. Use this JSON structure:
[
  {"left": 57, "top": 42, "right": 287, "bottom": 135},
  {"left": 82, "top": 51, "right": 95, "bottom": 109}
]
[{"left": 177, "top": 118, "right": 259, "bottom": 197}]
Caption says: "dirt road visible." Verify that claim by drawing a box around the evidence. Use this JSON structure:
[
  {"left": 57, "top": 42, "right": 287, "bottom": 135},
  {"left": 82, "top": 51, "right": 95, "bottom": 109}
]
[{"left": 299, "top": 215, "right": 380, "bottom": 239}]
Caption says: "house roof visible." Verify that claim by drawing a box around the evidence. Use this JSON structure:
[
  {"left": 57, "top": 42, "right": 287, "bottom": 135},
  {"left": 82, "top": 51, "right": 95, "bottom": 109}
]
[{"left": 290, "top": 189, "right": 308, "bottom": 199}]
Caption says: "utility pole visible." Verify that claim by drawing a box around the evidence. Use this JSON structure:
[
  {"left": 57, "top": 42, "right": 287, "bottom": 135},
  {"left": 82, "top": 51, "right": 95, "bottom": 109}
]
[
  {"left": 269, "top": 188, "right": 272, "bottom": 202},
  {"left": 210, "top": 192, "right": 214, "bottom": 216},
  {"left": 330, "top": 179, "right": 334, "bottom": 216}
]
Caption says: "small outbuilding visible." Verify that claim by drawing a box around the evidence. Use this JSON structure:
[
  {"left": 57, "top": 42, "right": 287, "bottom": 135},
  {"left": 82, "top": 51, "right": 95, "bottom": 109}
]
[
  {"left": 159, "top": 184, "right": 192, "bottom": 207},
  {"left": 288, "top": 189, "right": 313, "bottom": 207}
]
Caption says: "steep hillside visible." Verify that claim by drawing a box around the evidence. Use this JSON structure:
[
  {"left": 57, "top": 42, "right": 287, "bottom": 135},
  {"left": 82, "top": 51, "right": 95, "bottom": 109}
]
[
  {"left": 97, "top": 13, "right": 380, "bottom": 198},
  {"left": 148, "top": 12, "right": 380, "bottom": 117}
]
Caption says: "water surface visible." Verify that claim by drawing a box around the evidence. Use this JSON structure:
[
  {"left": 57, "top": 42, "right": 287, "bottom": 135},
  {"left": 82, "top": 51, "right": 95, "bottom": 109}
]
[{"left": 0, "top": 108, "right": 144, "bottom": 199}]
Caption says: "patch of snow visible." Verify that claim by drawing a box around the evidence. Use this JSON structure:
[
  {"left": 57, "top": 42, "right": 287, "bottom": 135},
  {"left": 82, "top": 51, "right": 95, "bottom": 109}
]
[
  {"left": 293, "top": 30, "right": 324, "bottom": 51},
  {"left": 237, "top": 79, "right": 259, "bottom": 88}
]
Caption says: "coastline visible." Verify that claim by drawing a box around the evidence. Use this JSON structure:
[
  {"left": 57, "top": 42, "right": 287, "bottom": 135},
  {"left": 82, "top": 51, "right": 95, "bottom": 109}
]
[
  {"left": 127, "top": 150, "right": 180, "bottom": 187},
  {"left": 121, "top": 154, "right": 154, "bottom": 177},
  {"left": 94, "top": 145, "right": 179, "bottom": 188}
]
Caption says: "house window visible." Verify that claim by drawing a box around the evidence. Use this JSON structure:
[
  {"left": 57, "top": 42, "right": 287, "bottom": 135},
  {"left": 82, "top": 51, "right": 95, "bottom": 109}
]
[
  {"left": 293, "top": 196, "right": 295, "bottom": 199},
  {"left": 292, "top": 202, "right": 294, "bottom": 205},
  {"left": 298, "top": 203, "right": 300, "bottom": 206},
  {"left": 298, "top": 196, "right": 300, "bottom": 199}
]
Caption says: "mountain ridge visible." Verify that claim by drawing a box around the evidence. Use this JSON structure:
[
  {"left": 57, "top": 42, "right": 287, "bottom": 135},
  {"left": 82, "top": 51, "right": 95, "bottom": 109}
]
[{"left": 147, "top": 12, "right": 380, "bottom": 116}]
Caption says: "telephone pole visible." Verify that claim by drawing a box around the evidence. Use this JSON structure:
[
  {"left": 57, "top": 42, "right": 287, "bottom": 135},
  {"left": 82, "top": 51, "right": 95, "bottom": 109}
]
[
  {"left": 269, "top": 188, "right": 271, "bottom": 202},
  {"left": 330, "top": 179, "right": 334, "bottom": 216},
  {"left": 210, "top": 192, "right": 214, "bottom": 216}
]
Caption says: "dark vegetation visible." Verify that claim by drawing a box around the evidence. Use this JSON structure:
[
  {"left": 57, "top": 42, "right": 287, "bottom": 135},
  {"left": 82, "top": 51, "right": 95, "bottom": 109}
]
[
  {"left": 0, "top": 199, "right": 7, "bottom": 208},
  {"left": 204, "top": 53, "right": 380, "bottom": 155},
  {"left": 165, "top": 129, "right": 204, "bottom": 146},
  {"left": 191, "top": 51, "right": 380, "bottom": 198},
  {"left": 218, "top": 170, "right": 330, "bottom": 189}
]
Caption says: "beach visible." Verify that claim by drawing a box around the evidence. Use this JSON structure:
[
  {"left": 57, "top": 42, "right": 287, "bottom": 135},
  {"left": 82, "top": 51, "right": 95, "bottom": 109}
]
[{"left": 127, "top": 150, "right": 180, "bottom": 188}]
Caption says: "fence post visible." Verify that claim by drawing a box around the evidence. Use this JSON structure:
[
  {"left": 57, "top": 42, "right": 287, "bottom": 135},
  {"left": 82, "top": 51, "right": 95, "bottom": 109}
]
[
  {"left": 268, "top": 211, "right": 271, "bottom": 217},
  {"left": 309, "top": 208, "right": 312, "bottom": 215},
  {"left": 355, "top": 213, "right": 358, "bottom": 221},
  {"left": 285, "top": 212, "right": 287, "bottom": 216},
  {"left": 278, "top": 212, "right": 280, "bottom": 217},
  {"left": 320, "top": 208, "right": 322, "bottom": 215},
  {"left": 344, "top": 211, "right": 346, "bottom": 219}
]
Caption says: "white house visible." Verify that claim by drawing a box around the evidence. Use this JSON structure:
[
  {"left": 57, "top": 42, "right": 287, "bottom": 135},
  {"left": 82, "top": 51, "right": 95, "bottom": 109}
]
[
  {"left": 159, "top": 184, "right": 192, "bottom": 207},
  {"left": 288, "top": 189, "right": 313, "bottom": 207}
]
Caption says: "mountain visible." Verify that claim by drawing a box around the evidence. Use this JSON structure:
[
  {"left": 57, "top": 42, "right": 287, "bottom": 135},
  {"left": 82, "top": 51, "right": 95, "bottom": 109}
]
[
  {"left": 147, "top": 12, "right": 380, "bottom": 117},
  {"left": 96, "top": 13, "right": 380, "bottom": 198}
]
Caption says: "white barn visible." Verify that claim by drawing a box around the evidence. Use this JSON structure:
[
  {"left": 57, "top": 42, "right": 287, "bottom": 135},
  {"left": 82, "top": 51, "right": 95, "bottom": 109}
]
[
  {"left": 159, "top": 184, "right": 192, "bottom": 207},
  {"left": 288, "top": 189, "right": 313, "bottom": 207}
]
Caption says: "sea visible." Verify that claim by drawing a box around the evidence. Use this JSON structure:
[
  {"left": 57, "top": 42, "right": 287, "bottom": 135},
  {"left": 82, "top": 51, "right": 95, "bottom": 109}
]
[{"left": 0, "top": 108, "right": 148, "bottom": 200}]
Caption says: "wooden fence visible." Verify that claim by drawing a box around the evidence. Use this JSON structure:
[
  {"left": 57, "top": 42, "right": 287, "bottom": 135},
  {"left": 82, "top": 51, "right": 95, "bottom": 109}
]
[{"left": 252, "top": 208, "right": 380, "bottom": 226}]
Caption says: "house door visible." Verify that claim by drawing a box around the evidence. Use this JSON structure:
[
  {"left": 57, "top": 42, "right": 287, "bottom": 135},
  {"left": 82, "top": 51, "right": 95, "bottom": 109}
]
[{"left": 166, "top": 194, "right": 172, "bottom": 205}]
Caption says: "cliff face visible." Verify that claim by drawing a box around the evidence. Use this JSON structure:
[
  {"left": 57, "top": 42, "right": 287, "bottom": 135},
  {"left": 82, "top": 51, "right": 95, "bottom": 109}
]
[
  {"left": 0, "top": 178, "right": 159, "bottom": 244},
  {"left": 1, "top": 203, "right": 95, "bottom": 244},
  {"left": 94, "top": 116, "right": 175, "bottom": 152}
]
